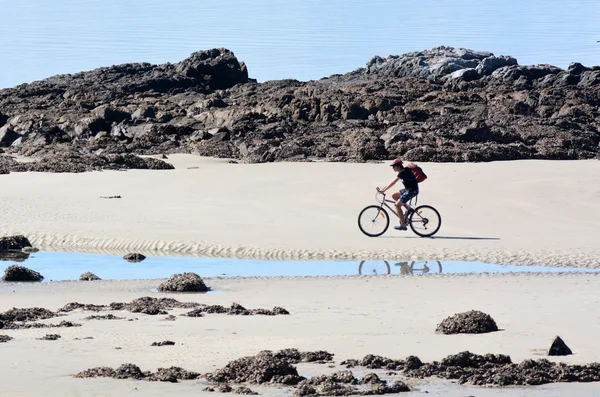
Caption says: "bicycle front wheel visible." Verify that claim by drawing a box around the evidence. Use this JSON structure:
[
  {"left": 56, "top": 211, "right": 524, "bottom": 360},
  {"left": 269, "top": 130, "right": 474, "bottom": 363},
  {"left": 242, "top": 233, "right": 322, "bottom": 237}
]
[
  {"left": 358, "top": 260, "right": 391, "bottom": 275},
  {"left": 358, "top": 205, "right": 390, "bottom": 237},
  {"left": 408, "top": 205, "right": 441, "bottom": 237}
]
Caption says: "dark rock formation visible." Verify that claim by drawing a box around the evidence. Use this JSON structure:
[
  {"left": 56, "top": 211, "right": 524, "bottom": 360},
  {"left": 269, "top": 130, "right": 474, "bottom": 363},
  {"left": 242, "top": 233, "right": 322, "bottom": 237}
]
[
  {"left": 232, "top": 386, "right": 259, "bottom": 395},
  {"left": 0, "top": 335, "right": 13, "bottom": 342},
  {"left": 341, "top": 350, "right": 600, "bottom": 386},
  {"left": 294, "top": 370, "right": 410, "bottom": 396},
  {"left": 123, "top": 253, "right": 146, "bottom": 262},
  {"left": 548, "top": 336, "right": 573, "bottom": 356},
  {"left": 58, "top": 297, "right": 200, "bottom": 316},
  {"left": 84, "top": 314, "right": 124, "bottom": 320},
  {"left": 0, "top": 235, "right": 34, "bottom": 251},
  {"left": 157, "top": 272, "right": 208, "bottom": 292},
  {"left": 79, "top": 272, "right": 101, "bottom": 281},
  {"left": 0, "top": 307, "right": 56, "bottom": 322},
  {"left": 1, "top": 319, "right": 80, "bottom": 330},
  {"left": 183, "top": 303, "right": 290, "bottom": 317},
  {"left": 151, "top": 340, "right": 175, "bottom": 346},
  {"left": 38, "top": 334, "right": 61, "bottom": 340},
  {"left": 205, "top": 350, "right": 304, "bottom": 385},
  {"left": 2, "top": 265, "right": 44, "bottom": 282},
  {"left": 75, "top": 364, "right": 200, "bottom": 382},
  {"left": 436, "top": 310, "right": 499, "bottom": 334},
  {"left": 0, "top": 46, "right": 598, "bottom": 170}
]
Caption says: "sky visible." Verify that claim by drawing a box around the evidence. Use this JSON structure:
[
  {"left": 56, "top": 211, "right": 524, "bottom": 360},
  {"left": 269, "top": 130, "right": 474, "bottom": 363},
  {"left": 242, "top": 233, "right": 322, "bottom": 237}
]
[{"left": 0, "top": 0, "right": 599, "bottom": 88}]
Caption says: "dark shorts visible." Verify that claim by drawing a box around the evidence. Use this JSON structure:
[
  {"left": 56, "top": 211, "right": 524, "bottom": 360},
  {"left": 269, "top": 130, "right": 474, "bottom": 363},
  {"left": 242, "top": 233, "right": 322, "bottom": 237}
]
[{"left": 399, "top": 188, "right": 419, "bottom": 203}]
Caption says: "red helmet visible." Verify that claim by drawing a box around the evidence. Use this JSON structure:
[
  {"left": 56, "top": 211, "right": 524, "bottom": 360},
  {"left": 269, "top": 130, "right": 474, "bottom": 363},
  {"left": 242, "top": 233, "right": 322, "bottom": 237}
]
[{"left": 390, "top": 158, "right": 403, "bottom": 167}]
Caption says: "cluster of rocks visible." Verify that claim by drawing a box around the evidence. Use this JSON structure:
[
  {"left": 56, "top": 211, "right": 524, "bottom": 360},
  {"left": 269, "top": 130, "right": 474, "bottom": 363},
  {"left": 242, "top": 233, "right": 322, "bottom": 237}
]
[
  {"left": 436, "top": 310, "right": 499, "bottom": 334},
  {"left": 184, "top": 302, "right": 289, "bottom": 317},
  {"left": 0, "top": 306, "right": 81, "bottom": 330},
  {"left": 294, "top": 371, "right": 409, "bottom": 396},
  {"left": 342, "top": 350, "right": 600, "bottom": 387},
  {"left": 57, "top": 296, "right": 289, "bottom": 317},
  {"left": 157, "top": 272, "right": 208, "bottom": 292},
  {"left": 75, "top": 364, "right": 201, "bottom": 383},
  {"left": 84, "top": 314, "right": 124, "bottom": 320},
  {"left": 59, "top": 296, "right": 199, "bottom": 316},
  {"left": 1, "top": 46, "right": 598, "bottom": 171},
  {"left": 0, "top": 320, "right": 80, "bottom": 330},
  {"left": 0, "top": 150, "right": 174, "bottom": 173},
  {"left": 205, "top": 350, "right": 408, "bottom": 396},
  {"left": 203, "top": 384, "right": 258, "bottom": 395}
]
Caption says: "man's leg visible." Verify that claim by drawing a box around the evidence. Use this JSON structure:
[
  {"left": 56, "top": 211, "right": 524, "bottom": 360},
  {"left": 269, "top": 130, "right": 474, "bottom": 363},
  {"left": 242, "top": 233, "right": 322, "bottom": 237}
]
[
  {"left": 396, "top": 200, "right": 408, "bottom": 227},
  {"left": 393, "top": 190, "right": 409, "bottom": 230}
]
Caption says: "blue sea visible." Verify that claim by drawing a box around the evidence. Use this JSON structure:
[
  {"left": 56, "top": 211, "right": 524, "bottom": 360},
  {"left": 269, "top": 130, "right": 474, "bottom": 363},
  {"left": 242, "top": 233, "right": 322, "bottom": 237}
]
[{"left": 1, "top": 0, "right": 599, "bottom": 88}]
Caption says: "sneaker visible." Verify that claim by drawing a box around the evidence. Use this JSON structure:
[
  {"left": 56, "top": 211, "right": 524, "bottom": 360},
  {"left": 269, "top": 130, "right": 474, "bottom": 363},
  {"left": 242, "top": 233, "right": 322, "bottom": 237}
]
[{"left": 394, "top": 225, "right": 408, "bottom": 231}]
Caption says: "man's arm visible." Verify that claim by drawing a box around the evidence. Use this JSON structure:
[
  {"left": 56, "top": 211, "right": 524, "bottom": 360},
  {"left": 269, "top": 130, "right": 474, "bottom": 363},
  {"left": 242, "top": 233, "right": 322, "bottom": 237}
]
[{"left": 379, "top": 177, "right": 399, "bottom": 193}]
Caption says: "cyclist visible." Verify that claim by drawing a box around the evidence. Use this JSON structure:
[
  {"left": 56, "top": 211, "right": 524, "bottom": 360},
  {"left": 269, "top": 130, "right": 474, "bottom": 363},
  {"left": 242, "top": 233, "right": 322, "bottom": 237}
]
[{"left": 377, "top": 158, "right": 418, "bottom": 231}]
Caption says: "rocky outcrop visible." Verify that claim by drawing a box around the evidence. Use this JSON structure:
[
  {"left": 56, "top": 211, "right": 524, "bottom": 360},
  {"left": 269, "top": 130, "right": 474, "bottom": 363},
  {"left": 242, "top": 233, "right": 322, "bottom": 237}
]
[
  {"left": 75, "top": 364, "right": 201, "bottom": 382},
  {"left": 2, "top": 265, "right": 44, "bottom": 282},
  {"left": 157, "top": 272, "right": 208, "bottom": 292},
  {"left": 0, "top": 235, "right": 34, "bottom": 251},
  {"left": 436, "top": 310, "right": 499, "bottom": 334},
  {"left": 0, "top": 46, "right": 598, "bottom": 168}
]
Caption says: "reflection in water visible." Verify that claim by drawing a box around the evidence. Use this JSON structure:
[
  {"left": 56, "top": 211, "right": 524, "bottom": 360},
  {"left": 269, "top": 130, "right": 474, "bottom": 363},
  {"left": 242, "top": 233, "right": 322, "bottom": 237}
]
[
  {"left": 357, "top": 260, "right": 443, "bottom": 275},
  {"left": 0, "top": 251, "right": 30, "bottom": 263}
]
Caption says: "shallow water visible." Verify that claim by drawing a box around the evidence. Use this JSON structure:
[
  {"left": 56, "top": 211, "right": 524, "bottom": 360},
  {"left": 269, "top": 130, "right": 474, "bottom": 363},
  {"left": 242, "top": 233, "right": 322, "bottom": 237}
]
[{"left": 0, "top": 251, "right": 599, "bottom": 282}]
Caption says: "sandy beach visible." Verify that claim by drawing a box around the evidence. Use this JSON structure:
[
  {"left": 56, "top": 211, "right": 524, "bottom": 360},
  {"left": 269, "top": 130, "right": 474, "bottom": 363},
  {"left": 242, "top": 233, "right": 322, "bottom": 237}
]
[
  {"left": 1, "top": 155, "right": 600, "bottom": 266},
  {"left": 2, "top": 274, "right": 600, "bottom": 396},
  {"left": 2, "top": 156, "right": 600, "bottom": 396}
]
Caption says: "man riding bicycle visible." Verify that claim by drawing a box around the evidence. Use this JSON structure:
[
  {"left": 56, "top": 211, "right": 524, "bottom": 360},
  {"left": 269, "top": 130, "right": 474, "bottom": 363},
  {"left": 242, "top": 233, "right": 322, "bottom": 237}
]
[{"left": 378, "top": 158, "right": 418, "bottom": 231}]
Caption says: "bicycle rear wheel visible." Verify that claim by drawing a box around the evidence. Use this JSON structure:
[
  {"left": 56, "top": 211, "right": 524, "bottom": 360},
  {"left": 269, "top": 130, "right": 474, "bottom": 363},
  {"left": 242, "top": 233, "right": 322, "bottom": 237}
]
[
  {"left": 408, "top": 205, "right": 441, "bottom": 237},
  {"left": 358, "top": 205, "right": 390, "bottom": 237}
]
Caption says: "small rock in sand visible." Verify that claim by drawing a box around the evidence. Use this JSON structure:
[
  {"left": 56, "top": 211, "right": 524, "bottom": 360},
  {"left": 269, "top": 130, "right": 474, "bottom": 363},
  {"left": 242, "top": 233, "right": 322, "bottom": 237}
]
[
  {"left": 38, "top": 334, "right": 61, "bottom": 340},
  {"left": 151, "top": 340, "right": 176, "bottom": 346},
  {"left": 79, "top": 272, "right": 101, "bottom": 281},
  {"left": 548, "top": 335, "right": 573, "bottom": 356},
  {"left": 0, "top": 334, "right": 13, "bottom": 342}
]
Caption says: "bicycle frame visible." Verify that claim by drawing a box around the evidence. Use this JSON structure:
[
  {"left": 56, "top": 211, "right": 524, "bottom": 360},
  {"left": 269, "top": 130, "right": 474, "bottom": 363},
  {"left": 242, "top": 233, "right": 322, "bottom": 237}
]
[{"left": 375, "top": 191, "right": 417, "bottom": 219}]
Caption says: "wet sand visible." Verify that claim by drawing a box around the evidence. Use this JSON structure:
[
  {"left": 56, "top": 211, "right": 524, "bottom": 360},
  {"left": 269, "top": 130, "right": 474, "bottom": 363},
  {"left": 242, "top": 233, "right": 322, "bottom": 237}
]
[
  {"left": 2, "top": 273, "right": 600, "bottom": 396},
  {"left": 1, "top": 155, "right": 600, "bottom": 267}
]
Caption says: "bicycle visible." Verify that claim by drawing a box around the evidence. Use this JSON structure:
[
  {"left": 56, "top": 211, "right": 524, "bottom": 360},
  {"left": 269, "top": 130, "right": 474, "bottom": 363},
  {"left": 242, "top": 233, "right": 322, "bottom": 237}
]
[{"left": 357, "top": 189, "right": 442, "bottom": 237}]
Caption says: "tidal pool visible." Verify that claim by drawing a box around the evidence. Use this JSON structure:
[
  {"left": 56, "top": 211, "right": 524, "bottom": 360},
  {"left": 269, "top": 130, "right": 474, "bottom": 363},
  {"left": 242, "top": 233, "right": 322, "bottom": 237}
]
[{"left": 1, "top": 251, "right": 599, "bottom": 282}]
